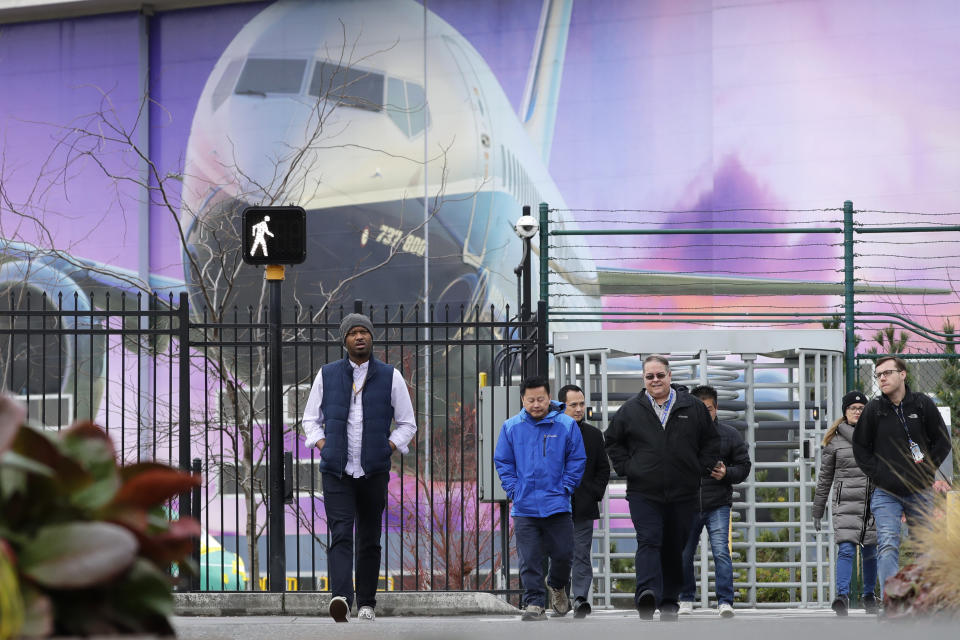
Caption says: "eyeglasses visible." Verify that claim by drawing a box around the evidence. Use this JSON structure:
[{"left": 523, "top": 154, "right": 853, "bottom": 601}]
[
  {"left": 644, "top": 372, "right": 668, "bottom": 381},
  {"left": 847, "top": 406, "right": 865, "bottom": 413},
  {"left": 874, "top": 369, "right": 902, "bottom": 380}
]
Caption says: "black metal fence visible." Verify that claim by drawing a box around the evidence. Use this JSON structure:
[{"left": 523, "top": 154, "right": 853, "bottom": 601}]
[{"left": 1, "top": 290, "right": 546, "bottom": 594}]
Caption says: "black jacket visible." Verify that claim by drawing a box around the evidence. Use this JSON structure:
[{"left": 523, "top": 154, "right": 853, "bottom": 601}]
[
  {"left": 699, "top": 420, "right": 751, "bottom": 511},
  {"left": 852, "top": 385, "right": 951, "bottom": 497},
  {"left": 572, "top": 421, "right": 610, "bottom": 522},
  {"left": 604, "top": 384, "right": 720, "bottom": 503}
]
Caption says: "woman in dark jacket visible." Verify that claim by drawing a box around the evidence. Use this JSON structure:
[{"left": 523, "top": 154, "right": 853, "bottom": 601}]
[{"left": 813, "top": 391, "right": 878, "bottom": 616}]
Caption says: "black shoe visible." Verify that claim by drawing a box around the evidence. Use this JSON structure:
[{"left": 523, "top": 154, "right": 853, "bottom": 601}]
[
  {"left": 660, "top": 609, "right": 679, "bottom": 622},
  {"left": 863, "top": 594, "right": 879, "bottom": 614},
  {"left": 636, "top": 590, "right": 656, "bottom": 620},
  {"left": 573, "top": 597, "right": 591, "bottom": 619},
  {"left": 831, "top": 594, "right": 849, "bottom": 617}
]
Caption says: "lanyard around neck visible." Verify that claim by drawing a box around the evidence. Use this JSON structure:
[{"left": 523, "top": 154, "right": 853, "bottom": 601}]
[
  {"left": 649, "top": 388, "right": 675, "bottom": 427},
  {"left": 893, "top": 403, "right": 913, "bottom": 440}
]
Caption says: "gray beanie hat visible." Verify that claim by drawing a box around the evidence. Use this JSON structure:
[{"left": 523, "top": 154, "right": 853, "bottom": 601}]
[{"left": 340, "top": 313, "right": 374, "bottom": 343}]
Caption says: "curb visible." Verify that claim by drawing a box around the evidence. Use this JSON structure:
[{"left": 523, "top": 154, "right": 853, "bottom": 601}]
[{"left": 174, "top": 592, "right": 519, "bottom": 617}]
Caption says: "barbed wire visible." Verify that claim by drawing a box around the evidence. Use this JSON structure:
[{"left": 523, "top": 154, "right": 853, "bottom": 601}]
[
  {"left": 550, "top": 242, "right": 842, "bottom": 249},
  {"left": 579, "top": 255, "right": 841, "bottom": 262},
  {"left": 538, "top": 207, "right": 960, "bottom": 343},
  {"left": 548, "top": 218, "right": 844, "bottom": 226},
  {"left": 550, "top": 207, "right": 843, "bottom": 214},
  {"left": 855, "top": 209, "right": 960, "bottom": 216}
]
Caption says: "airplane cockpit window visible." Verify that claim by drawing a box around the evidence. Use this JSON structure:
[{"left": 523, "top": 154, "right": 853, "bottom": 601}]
[
  {"left": 309, "top": 62, "right": 384, "bottom": 112},
  {"left": 386, "top": 77, "right": 409, "bottom": 135},
  {"left": 405, "top": 82, "right": 430, "bottom": 135},
  {"left": 235, "top": 58, "right": 307, "bottom": 95},
  {"left": 386, "top": 79, "right": 431, "bottom": 137},
  {"left": 213, "top": 59, "right": 244, "bottom": 110}
]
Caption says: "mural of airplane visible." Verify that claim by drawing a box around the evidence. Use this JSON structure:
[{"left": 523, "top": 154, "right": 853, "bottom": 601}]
[
  {"left": 181, "top": 0, "right": 944, "bottom": 323},
  {"left": 1, "top": 0, "right": 948, "bottom": 409}
]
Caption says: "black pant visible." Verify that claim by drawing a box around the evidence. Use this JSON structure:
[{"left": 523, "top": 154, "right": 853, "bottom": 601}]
[
  {"left": 322, "top": 471, "right": 389, "bottom": 608},
  {"left": 626, "top": 493, "right": 698, "bottom": 612},
  {"left": 514, "top": 512, "right": 574, "bottom": 608}
]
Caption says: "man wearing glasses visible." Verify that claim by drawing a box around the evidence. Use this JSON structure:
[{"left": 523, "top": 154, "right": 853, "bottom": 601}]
[
  {"left": 852, "top": 356, "right": 951, "bottom": 602},
  {"left": 604, "top": 355, "right": 720, "bottom": 622}
]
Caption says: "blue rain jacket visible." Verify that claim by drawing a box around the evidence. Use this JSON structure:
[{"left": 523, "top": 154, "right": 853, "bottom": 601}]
[{"left": 494, "top": 402, "right": 586, "bottom": 518}]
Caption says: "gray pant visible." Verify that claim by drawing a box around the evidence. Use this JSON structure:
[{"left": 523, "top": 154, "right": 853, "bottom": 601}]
[{"left": 571, "top": 518, "right": 596, "bottom": 600}]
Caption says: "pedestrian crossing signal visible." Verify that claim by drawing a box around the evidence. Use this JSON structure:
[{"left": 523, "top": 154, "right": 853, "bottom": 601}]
[{"left": 241, "top": 206, "right": 307, "bottom": 265}]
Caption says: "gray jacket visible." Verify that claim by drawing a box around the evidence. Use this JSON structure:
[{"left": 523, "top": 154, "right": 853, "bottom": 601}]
[{"left": 813, "top": 422, "right": 877, "bottom": 545}]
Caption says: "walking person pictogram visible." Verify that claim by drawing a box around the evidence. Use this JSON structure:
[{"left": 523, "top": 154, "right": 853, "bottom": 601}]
[{"left": 250, "top": 215, "right": 274, "bottom": 257}]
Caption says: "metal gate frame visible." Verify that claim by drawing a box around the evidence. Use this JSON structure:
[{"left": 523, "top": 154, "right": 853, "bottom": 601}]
[{"left": 554, "top": 330, "right": 843, "bottom": 609}]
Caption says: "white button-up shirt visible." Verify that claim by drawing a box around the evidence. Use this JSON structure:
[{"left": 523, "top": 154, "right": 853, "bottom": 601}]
[{"left": 302, "top": 359, "right": 417, "bottom": 478}]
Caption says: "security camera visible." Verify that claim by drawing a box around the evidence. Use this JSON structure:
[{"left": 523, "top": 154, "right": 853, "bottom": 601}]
[{"left": 514, "top": 214, "right": 539, "bottom": 239}]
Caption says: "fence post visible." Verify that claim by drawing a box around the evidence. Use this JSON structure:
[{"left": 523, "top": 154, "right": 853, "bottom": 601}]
[
  {"left": 537, "top": 300, "right": 548, "bottom": 376},
  {"left": 177, "top": 292, "right": 191, "bottom": 521},
  {"left": 191, "top": 457, "right": 202, "bottom": 591},
  {"left": 844, "top": 200, "right": 855, "bottom": 390},
  {"left": 267, "top": 266, "right": 285, "bottom": 593},
  {"left": 538, "top": 202, "right": 549, "bottom": 309}
]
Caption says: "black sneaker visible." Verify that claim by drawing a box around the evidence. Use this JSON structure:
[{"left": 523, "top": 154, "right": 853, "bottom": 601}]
[
  {"left": 636, "top": 590, "right": 656, "bottom": 620},
  {"left": 831, "top": 594, "right": 849, "bottom": 617},
  {"left": 573, "top": 597, "right": 591, "bottom": 619},
  {"left": 863, "top": 594, "right": 879, "bottom": 614}
]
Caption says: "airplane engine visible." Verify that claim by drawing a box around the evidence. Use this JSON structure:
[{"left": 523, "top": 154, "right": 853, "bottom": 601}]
[{"left": 0, "top": 260, "right": 103, "bottom": 422}]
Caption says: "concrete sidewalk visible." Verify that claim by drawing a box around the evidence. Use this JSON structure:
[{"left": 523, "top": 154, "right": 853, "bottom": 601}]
[
  {"left": 174, "top": 592, "right": 517, "bottom": 617},
  {"left": 172, "top": 608, "right": 957, "bottom": 640}
]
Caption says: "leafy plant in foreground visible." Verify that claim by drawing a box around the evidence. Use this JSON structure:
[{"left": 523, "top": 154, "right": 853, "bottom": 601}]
[{"left": 0, "top": 393, "right": 200, "bottom": 638}]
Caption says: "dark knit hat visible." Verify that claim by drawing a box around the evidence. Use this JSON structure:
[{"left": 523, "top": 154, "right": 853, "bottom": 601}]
[
  {"left": 339, "top": 313, "right": 374, "bottom": 343},
  {"left": 842, "top": 390, "right": 868, "bottom": 414}
]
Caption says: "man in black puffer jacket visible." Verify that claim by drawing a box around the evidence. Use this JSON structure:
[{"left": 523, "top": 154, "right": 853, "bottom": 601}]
[
  {"left": 604, "top": 355, "right": 720, "bottom": 622},
  {"left": 677, "top": 385, "right": 751, "bottom": 619}
]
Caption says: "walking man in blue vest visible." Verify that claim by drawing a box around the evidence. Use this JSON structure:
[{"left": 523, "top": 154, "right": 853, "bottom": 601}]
[{"left": 302, "top": 313, "right": 417, "bottom": 623}]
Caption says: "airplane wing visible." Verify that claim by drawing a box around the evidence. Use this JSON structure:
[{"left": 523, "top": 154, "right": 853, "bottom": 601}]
[
  {"left": 563, "top": 266, "right": 952, "bottom": 296},
  {"left": 1, "top": 239, "right": 187, "bottom": 308}
]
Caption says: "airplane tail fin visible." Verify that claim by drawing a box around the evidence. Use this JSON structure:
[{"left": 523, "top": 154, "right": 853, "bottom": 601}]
[{"left": 519, "top": 0, "right": 573, "bottom": 164}]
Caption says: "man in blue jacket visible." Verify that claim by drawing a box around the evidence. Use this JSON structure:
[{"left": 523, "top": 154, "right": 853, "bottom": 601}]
[{"left": 495, "top": 376, "right": 586, "bottom": 621}]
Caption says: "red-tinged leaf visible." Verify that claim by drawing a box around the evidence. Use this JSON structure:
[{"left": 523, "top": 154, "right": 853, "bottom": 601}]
[
  {"left": 62, "top": 420, "right": 115, "bottom": 452},
  {"left": 11, "top": 427, "right": 88, "bottom": 486},
  {"left": 119, "top": 461, "right": 183, "bottom": 483},
  {"left": 19, "top": 522, "right": 138, "bottom": 589},
  {"left": 59, "top": 421, "right": 117, "bottom": 470},
  {"left": 112, "top": 468, "right": 201, "bottom": 509},
  {"left": 0, "top": 392, "right": 26, "bottom": 455},
  {"left": 136, "top": 517, "right": 202, "bottom": 566},
  {"left": 105, "top": 505, "right": 151, "bottom": 534}
]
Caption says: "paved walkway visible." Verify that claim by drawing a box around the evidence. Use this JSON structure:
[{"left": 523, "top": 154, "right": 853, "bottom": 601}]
[{"left": 173, "top": 608, "right": 956, "bottom": 640}]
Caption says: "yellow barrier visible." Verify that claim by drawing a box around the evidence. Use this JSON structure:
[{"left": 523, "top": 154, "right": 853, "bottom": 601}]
[{"left": 256, "top": 575, "right": 394, "bottom": 592}]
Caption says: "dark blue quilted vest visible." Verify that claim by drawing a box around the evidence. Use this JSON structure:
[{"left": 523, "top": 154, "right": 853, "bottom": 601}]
[{"left": 318, "top": 357, "right": 395, "bottom": 476}]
